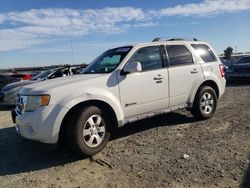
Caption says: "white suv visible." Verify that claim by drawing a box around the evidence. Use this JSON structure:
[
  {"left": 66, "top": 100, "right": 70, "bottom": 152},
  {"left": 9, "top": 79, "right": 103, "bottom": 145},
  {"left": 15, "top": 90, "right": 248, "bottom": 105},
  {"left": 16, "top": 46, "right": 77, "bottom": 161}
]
[{"left": 14, "top": 38, "right": 226, "bottom": 156}]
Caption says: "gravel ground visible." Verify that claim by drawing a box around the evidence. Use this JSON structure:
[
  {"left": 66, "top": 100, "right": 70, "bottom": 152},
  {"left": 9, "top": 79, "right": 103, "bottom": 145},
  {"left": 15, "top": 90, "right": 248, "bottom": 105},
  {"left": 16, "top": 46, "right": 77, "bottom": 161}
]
[{"left": 0, "top": 83, "right": 250, "bottom": 188}]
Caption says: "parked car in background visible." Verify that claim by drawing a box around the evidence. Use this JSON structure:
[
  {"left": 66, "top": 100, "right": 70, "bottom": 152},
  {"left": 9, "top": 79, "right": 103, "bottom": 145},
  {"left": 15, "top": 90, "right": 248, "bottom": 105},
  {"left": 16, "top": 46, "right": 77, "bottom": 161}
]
[
  {"left": 225, "top": 56, "right": 250, "bottom": 81},
  {"left": 0, "top": 75, "right": 21, "bottom": 91},
  {"left": 0, "top": 66, "right": 74, "bottom": 107},
  {"left": 10, "top": 73, "right": 33, "bottom": 80}
]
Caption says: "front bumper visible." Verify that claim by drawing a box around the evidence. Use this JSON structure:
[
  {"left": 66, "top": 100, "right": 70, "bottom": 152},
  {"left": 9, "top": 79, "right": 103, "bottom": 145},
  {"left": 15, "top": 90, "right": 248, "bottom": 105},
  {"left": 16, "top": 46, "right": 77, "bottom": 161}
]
[{"left": 14, "top": 104, "right": 64, "bottom": 144}]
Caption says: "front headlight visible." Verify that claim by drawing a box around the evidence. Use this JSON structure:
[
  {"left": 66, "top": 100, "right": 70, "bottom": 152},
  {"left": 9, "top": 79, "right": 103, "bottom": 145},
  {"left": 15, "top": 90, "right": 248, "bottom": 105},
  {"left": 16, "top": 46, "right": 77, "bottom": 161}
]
[{"left": 18, "top": 95, "right": 50, "bottom": 112}]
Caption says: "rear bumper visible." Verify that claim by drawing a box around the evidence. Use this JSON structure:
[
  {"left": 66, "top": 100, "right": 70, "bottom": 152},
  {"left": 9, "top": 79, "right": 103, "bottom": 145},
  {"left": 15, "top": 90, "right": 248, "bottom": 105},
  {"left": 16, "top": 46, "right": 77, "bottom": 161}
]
[
  {"left": 225, "top": 73, "right": 250, "bottom": 80},
  {"left": 0, "top": 86, "right": 21, "bottom": 106},
  {"left": 2, "top": 93, "right": 16, "bottom": 106},
  {"left": 0, "top": 102, "right": 15, "bottom": 111},
  {"left": 218, "top": 77, "right": 226, "bottom": 98}
]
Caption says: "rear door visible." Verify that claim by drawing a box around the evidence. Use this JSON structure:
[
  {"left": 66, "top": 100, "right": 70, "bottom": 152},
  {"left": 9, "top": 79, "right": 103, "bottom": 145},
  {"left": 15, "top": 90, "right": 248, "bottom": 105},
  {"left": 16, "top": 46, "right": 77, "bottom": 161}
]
[{"left": 166, "top": 44, "right": 204, "bottom": 106}]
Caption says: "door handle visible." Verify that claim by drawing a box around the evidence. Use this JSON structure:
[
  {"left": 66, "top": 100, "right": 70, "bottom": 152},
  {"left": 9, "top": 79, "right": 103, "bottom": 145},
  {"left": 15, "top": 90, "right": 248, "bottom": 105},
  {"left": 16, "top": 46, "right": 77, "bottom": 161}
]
[
  {"left": 153, "top": 77, "right": 163, "bottom": 80},
  {"left": 191, "top": 69, "right": 199, "bottom": 74}
]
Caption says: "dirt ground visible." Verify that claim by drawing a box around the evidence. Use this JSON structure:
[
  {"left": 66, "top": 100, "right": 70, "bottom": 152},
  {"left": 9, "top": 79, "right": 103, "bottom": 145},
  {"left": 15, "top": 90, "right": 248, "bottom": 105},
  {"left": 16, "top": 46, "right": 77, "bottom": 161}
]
[{"left": 0, "top": 83, "right": 250, "bottom": 188}]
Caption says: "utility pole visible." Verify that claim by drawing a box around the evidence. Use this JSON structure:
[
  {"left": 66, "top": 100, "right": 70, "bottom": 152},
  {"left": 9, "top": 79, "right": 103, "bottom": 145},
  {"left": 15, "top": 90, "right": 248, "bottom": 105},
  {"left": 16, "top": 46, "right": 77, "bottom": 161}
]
[{"left": 70, "top": 35, "right": 74, "bottom": 65}]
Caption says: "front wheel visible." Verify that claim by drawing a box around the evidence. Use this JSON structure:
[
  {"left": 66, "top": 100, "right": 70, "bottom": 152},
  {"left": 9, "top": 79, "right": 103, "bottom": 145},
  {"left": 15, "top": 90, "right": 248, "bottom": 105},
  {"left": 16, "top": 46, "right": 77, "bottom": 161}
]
[
  {"left": 191, "top": 86, "right": 217, "bottom": 120},
  {"left": 66, "top": 106, "right": 111, "bottom": 156}
]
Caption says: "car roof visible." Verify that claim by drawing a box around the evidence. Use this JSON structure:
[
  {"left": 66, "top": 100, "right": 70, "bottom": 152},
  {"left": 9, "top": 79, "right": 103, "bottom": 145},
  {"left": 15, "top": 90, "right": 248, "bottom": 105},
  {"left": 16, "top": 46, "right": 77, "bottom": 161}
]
[{"left": 113, "top": 39, "right": 209, "bottom": 50}]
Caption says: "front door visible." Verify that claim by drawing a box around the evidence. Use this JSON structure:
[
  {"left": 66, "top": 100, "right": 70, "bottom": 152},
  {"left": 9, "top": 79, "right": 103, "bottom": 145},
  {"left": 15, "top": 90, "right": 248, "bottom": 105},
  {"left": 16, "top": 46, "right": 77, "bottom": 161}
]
[{"left": 117, "top": 45, "right": 169, "bottom": 118}]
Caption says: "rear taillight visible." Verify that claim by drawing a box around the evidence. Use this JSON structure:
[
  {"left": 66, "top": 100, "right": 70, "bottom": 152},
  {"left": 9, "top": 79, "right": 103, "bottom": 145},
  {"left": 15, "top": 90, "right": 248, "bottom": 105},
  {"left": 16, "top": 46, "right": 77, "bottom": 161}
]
[{"left": 219, "top": 64, "right": 225, "bottom": 77}]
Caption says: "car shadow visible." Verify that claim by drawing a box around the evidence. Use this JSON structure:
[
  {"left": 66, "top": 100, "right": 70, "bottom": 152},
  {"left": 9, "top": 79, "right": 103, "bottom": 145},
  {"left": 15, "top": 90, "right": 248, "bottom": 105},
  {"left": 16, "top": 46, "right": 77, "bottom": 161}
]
[
  {"left": 0, "top": 127, "right": 83, "bottom": 176},
  {"left": 0, "top": 111, "right": 196, "bottom": 176},
  {"left": 111, "top": 112, "right": 196, "bottom": 141}
]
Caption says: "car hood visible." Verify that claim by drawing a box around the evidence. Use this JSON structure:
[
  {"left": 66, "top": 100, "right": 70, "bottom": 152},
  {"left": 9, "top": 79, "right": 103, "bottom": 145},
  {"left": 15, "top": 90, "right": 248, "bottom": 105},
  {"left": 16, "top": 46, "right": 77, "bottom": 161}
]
[
  {"left": 1, "top": 80, "right": 39, "bottom": 92},
  {"left": 19, "top": 74, "right": 110, "bottom": 96}
]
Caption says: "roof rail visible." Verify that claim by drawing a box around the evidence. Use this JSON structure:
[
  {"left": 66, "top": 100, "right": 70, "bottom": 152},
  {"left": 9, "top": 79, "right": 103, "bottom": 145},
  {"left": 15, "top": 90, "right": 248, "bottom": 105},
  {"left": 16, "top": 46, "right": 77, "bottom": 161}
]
[{"left": 152, "top": 37, "right": 199, "bottom": 42}]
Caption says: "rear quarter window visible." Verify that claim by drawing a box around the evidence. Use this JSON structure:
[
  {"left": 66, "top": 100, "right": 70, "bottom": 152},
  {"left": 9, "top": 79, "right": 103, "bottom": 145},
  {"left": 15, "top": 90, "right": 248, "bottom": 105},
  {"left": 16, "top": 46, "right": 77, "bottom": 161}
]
[{"left": 191, "top": 44, "right": 217, "bottom": 63}]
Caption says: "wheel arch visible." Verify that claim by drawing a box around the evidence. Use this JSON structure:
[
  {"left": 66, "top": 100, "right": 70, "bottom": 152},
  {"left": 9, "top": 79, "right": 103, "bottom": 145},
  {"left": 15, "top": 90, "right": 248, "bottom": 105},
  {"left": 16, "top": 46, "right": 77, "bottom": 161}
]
[
  {"left": 188, "top": 79, "right": 220, "bottom": 109},
  {"left": 199, "top": 80, "right": 219, "bottom": 98},
  {"left": 58, "top": 100, "right": 119, "bottom": 143}
]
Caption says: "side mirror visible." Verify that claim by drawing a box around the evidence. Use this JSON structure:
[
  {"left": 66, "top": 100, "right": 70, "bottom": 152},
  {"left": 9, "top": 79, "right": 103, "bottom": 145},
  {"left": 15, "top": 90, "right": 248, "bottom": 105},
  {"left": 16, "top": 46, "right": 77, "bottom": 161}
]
[{"left": 122, "top": 62, "right": 142, "bottom": 75}]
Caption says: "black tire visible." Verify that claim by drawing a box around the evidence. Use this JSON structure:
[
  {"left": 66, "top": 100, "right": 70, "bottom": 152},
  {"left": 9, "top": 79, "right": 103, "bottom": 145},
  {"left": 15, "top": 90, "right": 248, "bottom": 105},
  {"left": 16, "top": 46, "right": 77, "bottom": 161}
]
[
  {"left": 66, "top": 106, "right": 111, "bottom": 156},
  {"left": 191, "top": 86, "right": 217, "bottom": 120}
]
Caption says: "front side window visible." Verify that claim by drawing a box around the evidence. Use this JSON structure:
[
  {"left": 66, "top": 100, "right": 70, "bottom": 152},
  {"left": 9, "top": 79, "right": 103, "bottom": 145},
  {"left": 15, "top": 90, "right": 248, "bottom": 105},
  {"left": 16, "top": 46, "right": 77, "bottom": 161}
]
[
  {"left": 83, "top": 46, "right": 132, "bottom": 74},
  {"left": 128, "top": 46, "right": 162, "bottom": 71},
  {"left": 166, "top": 45, "right": 193, "bottom": 66},
  {"left": 191, "top": 44, "right": 217, "bottom": 63}
]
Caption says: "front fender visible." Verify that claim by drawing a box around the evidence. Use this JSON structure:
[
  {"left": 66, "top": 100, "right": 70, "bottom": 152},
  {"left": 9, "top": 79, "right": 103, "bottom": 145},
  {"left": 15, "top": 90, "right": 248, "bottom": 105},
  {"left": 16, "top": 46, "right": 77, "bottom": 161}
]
[{"left": 52, "top": 91, "right": 124, "bottom": 138}]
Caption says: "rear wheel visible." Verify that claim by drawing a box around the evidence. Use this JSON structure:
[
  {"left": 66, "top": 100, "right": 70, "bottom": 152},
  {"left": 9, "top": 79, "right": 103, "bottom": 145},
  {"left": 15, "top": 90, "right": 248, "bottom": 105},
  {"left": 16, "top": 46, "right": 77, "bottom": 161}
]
[
  {"left": 191, "top": 86, "right": 217, "bottom": 120},
  {"left": 66, "top": 106, "right": 111, "bottom": 156}
]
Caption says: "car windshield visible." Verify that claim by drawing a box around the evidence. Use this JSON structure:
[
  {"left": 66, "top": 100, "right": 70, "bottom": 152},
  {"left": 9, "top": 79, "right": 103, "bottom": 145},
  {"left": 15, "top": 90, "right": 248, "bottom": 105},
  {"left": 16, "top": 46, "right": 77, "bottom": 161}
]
[
  {"left": 82, "top": 46, "right": 132, "bottom": 74},
  {"left": 32, "top": 68, "right": 59, "bottom": 80}
]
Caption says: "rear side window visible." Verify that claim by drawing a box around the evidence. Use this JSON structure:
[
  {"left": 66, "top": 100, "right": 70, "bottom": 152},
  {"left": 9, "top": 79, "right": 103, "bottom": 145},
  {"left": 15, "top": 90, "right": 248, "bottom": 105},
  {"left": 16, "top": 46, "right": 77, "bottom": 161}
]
[
  {"left": 191, "top": 44, "right": 217, "bottom": 63},
  {"left": 166, "top": 45, "right": 193, "bottom": 66}
]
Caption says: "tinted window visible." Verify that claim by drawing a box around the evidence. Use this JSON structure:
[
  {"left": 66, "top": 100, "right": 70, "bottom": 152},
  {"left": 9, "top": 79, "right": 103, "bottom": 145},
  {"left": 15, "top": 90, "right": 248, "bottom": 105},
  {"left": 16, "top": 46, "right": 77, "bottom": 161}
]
[
  {"left": 166, "top": 45, "right": 193, "bottom": 66},
  {"left": 128, "top": 46, "right": 162, "bottom": 71},
  {"left": 237, "top": 57, "right": 250, "bottom": 64},
  {"left": 191, "top": 44, "right": 217, "bottom": 63}
]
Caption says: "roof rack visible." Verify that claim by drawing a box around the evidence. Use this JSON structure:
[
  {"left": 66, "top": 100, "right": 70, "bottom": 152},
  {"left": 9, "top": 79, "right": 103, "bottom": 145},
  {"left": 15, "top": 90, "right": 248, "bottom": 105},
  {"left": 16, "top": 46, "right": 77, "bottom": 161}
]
[{"left": 152, "top": 37, "right": 199, "bottom": 42}]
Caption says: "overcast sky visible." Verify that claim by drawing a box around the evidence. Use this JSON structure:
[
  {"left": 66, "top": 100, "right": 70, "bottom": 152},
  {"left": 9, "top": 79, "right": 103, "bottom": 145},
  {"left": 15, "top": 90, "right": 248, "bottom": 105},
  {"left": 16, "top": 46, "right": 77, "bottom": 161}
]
[{"left": 0, "top": 0, "right": 250, "bottom": 68}]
